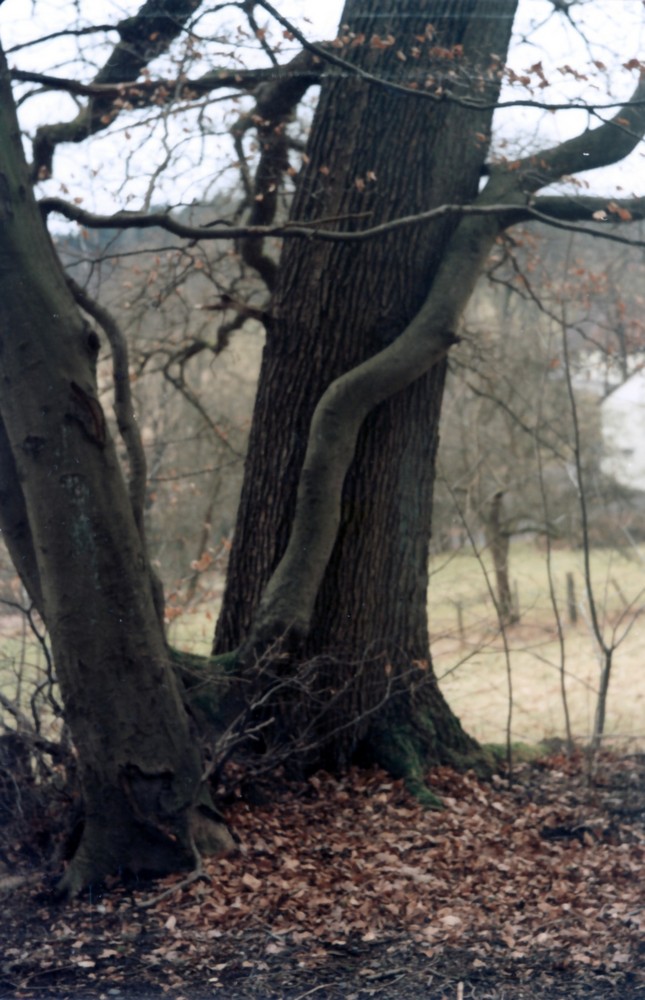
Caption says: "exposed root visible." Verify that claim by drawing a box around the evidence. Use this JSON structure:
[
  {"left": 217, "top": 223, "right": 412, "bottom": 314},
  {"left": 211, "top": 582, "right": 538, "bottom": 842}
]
[{"left": 136, "top": 860, "right": 210, "bottom": 909}]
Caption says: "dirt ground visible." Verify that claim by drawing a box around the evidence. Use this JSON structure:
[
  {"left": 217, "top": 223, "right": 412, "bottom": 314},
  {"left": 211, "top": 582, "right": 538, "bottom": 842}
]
[{"left": 1, "top": 750, "right": 644, "bottom": 1000}]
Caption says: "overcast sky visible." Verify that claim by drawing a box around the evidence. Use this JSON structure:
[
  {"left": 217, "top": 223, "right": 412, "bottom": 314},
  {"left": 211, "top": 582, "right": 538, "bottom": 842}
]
[{"left": 1, "top": 1, "right": 644, "bottom": 214}]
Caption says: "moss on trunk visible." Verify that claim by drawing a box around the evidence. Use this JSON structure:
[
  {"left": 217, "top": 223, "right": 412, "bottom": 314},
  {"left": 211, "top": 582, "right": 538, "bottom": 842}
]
[{"left": 361, "top": 670, "right": 495, "bottom": 806}]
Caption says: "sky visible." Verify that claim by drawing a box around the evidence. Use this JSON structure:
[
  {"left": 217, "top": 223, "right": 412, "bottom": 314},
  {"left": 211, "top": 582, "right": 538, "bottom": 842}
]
[{"left": 1, "top": 1, "right": 644, "bottom": 214}]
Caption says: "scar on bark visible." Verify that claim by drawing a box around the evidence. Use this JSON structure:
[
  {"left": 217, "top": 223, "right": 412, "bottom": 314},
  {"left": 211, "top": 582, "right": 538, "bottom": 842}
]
[{"left": 66, "top": 381, "right": 106, "bottom": 446}]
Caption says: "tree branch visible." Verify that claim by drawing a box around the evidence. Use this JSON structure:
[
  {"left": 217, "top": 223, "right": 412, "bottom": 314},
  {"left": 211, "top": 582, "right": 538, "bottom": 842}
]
[
  {"left": 516, "top": 207, "right": 645, "bottom": 248},
  {"left": 28, "top": 0, "right": 206, "bottom": 180},
  {"left": 501, "top": 72, "right": 645, "bottom": 193},
  {"left": 65, "top": 278, "right": 167, "bottom": 623},
  {"left": 66, "top": 278, "right": 148, "bottom": 539},
  {"left": 239, "top": 174, "right": 515, "bottom": 655},
  {"left": 228, "top": 49, "right": 320, "bottom": 290},
  {"left": 12, "top": 60, "right": 316, "bottom": 104},
  {"left": 531, "top": 195, "right": 645, "bottom": 223},
  {"left": 462, "top": 379, "right": 568, "bottom": 463},
  {"left": 237, "top": 103, "right": 645, "bottom": 654},
  {"left": 255, "top": 0, "right": 645, "bottom": 115},
  {"left": 255, "top": 0, "right": 511, "bottom": 111},
  {"left": 6, "top": 25, "right": 117, "bottom": 55},
  {"left": 41, "top": 194, "right": 645, "bottom": 248}
]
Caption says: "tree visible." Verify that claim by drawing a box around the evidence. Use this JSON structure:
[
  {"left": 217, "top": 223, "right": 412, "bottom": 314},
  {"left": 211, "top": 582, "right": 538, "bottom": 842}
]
[
  {"left": 1, "top": 0, "right": 645, "bottom": 894},
  {"left": 431, "top": 252, "right": 610, "bottom": 613},
  {"left": 214, "top": 0, "right": 645, "bottom": 756},
  {"left": 214, "top": 0, "right": 520, "bottom": 778}
]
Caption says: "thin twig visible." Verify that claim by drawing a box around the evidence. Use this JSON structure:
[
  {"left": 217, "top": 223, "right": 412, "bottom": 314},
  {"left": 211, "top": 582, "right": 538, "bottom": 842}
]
[{"left": 445, "top": 483, "right": 515, "bottom": 780}]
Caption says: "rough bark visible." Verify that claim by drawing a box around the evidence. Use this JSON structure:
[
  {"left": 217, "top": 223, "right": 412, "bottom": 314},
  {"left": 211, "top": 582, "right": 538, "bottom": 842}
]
[
  {"left": 0, "top": 44, "right": 232, "bottom": 896},
  {"left": 215, "top": 0, "right": 518, "bottom": 780}
]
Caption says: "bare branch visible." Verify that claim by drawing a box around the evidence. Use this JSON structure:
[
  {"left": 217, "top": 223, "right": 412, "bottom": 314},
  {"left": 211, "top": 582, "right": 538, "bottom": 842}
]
[
  {"left": 66, "top": 277, "right": 148, "bottom": 539},
  {"left": 228, "top": 49, "right": 320, "bottom": 289},
  {"left": 41, "top": 193, "right": 645, "bottom": 249},
  {"left": 161, "top": 354, "right": 244, "bottom": 459},
  {"left": 519, "top": 207, "right": 645, "bottom": 249},
  {"left": 6, "top": 25, "right": 117, "bottom": 55},
  {"left": 13, "top": 27, "right": 642, "bottom": 122},
  {"left": 462, "top": 379, "right": 568, "bottom": 463},
  {"left": 531, "top": 195, "right": 645, "bottom": 223},
  {"left": 502, "top": 73, "right": 645, "bottom": 192},
  {"left": 11, "top": 0, "right": 645, "bottom": 193},
  {"left": 27, "top": 0, "right": 217, "bottom": 180},
  {"left": 254, "top": 0, "right": 511, "bottom": 110},
  {"left": 243, "top": 1, "right": 279, "bottom": 67},
  {"left": 11, "top": 61, "right": 315, "bottom": 103},
  {"left": 255, "top": 0, "right": 645, "bottom": 115}
]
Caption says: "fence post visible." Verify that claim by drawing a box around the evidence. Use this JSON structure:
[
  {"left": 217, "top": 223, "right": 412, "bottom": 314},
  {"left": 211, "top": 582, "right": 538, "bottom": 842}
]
[
  {"left": 456, "top": 600, "right": 464, "bottom": 645},
  {"left": 566, "top": 572, "right": 577, "bottom": 625}
]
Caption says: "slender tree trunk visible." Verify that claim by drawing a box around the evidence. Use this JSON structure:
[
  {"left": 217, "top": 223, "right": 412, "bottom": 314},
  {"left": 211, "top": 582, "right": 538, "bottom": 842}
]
[
  {"left": 0, "top": 46, "right": 232, "bottom": 896},
  {"left": 216, "top": 0, "right": 518, "bottom": 780},
  {"left": 484, "top": 491, "right": 518, "bottom": 625}
]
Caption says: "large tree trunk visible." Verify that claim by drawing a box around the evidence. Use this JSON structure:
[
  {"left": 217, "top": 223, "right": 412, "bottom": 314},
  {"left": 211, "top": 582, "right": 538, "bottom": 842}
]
[
  {"left": 215, "top": 0, "right": 518, "bottom": 782},
  {"left": 0, "top": 46, "right": 232, "bottom": 896}
]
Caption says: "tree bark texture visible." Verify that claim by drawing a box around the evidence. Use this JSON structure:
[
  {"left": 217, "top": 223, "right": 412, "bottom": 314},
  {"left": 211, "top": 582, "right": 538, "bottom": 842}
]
[
  {"left": 216, "top": 0, "right": 518, "bottom": 774},
  {"left": 0, "top": 45, "right": 232, "bottom": 895}
]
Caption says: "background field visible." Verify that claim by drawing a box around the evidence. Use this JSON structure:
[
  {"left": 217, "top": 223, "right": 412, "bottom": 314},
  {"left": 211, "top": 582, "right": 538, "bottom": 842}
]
[
  {"left": 3, "top": 541, "right": 644, "bottom": 750},
  {"left": 166, "top": 541, "right": 645, "bottom": 750},
  {"left": 429, "top": 541, "right": 645, "bottom": 748}
]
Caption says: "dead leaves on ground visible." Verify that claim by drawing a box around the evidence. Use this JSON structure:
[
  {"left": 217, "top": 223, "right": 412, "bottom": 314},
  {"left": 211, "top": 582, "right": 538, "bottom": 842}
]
[
  {"left": 144, "top": 758, "right": 643, "bottom": 976},
  {"left": 1, "top": 752, "right": 644, "bottom": 997}
]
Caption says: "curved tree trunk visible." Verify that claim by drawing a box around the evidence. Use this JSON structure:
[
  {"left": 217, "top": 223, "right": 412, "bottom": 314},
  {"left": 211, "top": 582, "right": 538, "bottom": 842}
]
[
  {"left": 0, "top": 46, "right": 232, "bottom": 896},
  {"left": 215, "top": 0, "right": 518, "bottom": 782}
]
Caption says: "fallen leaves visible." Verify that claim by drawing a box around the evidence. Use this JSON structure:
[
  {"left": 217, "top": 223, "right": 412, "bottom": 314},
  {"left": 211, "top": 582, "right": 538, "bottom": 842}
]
[
  {"left": 130, "top": 755, "right": 644, "bottom": 982},
  {"left": 1, "top": 752, "right": 643, "bottom": 998}
]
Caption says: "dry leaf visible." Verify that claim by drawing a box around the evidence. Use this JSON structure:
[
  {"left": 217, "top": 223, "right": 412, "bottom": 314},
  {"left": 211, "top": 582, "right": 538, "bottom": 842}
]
[{"left": 242, "top": 872, "right": 262, "bottom": 891}]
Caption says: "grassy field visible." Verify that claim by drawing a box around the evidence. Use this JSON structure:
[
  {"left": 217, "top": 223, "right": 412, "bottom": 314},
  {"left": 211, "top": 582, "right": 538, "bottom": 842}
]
[
  {"left": 3, "top": 541, "right": 644, "bottom": 750},
  {"left": 429, "top": 541, "right": 645, "bottom": 748},
  {"left": 167, "top": 541, "right": 645, "bottom": 750}
]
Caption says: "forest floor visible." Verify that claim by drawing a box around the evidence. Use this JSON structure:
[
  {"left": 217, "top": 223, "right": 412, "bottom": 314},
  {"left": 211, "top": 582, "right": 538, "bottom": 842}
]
[{"left": 0, "top": 749, "right": 644, "bottom": 1000}]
